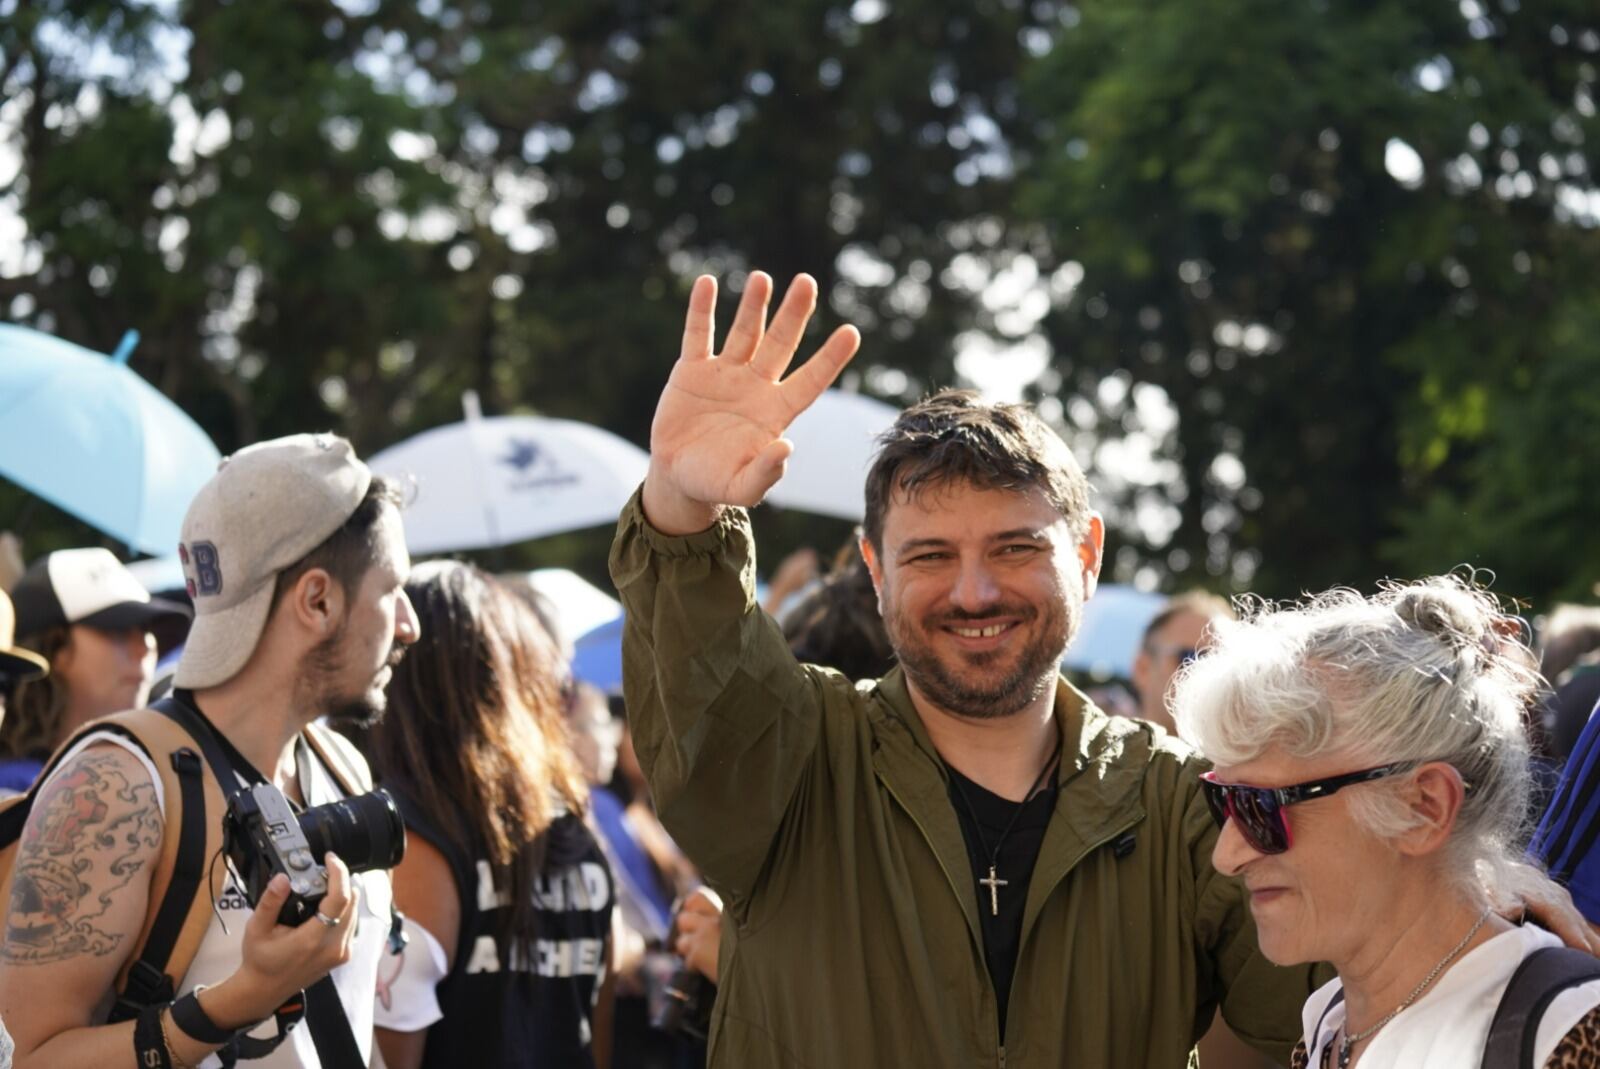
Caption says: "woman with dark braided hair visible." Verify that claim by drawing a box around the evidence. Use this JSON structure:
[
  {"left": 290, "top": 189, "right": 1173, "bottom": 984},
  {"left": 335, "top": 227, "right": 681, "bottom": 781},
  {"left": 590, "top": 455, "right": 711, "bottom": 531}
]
[{"left": 362, "top": 561, "right": 615, "bottom": 1069}]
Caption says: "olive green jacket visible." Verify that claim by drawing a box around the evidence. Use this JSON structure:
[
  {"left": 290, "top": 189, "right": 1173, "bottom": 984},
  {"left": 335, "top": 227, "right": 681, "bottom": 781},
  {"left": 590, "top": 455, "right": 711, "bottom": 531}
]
[{"left": 611, "top": 494, "right": 1320, "bottom": 1068}]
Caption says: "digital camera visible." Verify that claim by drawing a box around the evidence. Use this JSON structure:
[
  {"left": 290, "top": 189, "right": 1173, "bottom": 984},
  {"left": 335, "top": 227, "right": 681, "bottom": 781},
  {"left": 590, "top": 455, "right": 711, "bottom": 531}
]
[
  {"left": 652, "top": 964, "right": 714, "bottom": 1041},
  {"left": 223, "top": 782, "right": 406, "bottom": 925}
]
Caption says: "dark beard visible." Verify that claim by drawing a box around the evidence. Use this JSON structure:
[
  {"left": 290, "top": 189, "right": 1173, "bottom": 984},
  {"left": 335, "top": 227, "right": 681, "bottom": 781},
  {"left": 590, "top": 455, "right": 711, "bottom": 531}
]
[
  {"left": 303, "top": 629, "right": 407, "bottom": 728},
  {"left": 885, "top": 595, "right": 1077, "bottom": 721}
]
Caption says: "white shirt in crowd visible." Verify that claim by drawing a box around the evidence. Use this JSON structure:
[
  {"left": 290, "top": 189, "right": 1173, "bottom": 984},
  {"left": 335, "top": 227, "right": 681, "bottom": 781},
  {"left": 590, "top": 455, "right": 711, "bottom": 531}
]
[{"left": 1301, "top": 924, "right": 1600, "bottom": 1068}]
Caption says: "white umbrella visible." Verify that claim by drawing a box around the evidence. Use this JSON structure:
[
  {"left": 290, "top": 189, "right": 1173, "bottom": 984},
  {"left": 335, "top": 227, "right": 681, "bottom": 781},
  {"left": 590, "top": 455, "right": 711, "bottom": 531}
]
[
  {"left": 517, "top": 567, "right": 623, "bottom": 650},
  {"left": 764, "top": 389, "right": 899, "bottom": 522},
  {"left": 369, "top": 393, "right": 650, "bottom": 554}
]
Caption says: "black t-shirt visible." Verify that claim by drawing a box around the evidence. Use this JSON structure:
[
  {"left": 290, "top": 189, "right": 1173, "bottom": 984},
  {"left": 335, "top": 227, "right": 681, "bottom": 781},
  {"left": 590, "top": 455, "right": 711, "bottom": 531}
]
[
  {"left": 944, "top": 764, "right": 1059, "bottom": 1040},
  {"left": 390, "top": 789, "right": 615, "bottom": 1069}
]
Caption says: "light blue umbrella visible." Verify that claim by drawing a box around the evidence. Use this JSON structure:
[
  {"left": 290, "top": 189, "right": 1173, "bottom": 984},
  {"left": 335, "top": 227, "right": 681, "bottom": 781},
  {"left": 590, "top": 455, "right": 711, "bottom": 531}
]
[
  {"left": 1061, "top": 583, "right": 1168, "bottom": 680},
  {"left": 0, "top": 324, "right": 221, "bottom": 556}
]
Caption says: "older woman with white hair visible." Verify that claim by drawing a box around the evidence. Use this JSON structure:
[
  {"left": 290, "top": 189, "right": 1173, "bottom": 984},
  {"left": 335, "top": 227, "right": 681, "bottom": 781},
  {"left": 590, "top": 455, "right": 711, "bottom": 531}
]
[{"left": 1174, "top": 576, "right": 1600, "bottom": 1068}]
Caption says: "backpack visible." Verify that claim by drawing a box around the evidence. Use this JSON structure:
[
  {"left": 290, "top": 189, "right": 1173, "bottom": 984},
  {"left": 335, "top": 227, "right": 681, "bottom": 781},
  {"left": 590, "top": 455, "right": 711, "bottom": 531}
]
[
  {"left": 0, "top": 696, "right": 374, "bottom": 1054},
  {"left": 1311, "top": 941, "right": 1600, "bottom": 1068},
  {"left": 1482, "top": 945, "right": 1600, "bottom": 1068}
]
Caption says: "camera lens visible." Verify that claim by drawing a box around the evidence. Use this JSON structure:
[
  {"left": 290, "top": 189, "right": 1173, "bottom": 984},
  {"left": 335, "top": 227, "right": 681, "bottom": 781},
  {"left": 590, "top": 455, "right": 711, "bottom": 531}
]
[{"left": 298, "top": 788, "right": 406, "bottom": 875}]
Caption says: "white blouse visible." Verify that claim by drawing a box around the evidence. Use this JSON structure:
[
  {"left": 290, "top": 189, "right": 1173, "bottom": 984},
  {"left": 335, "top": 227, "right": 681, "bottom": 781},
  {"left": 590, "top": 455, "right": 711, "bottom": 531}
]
[{"left": 1301, "top": 925, "right": 1600, "bottom": 1068}]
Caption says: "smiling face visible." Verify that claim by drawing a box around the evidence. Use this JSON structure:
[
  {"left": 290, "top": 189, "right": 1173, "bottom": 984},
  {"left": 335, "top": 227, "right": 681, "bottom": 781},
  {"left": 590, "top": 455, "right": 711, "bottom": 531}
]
[
  {"left": 863, "top": 479, "right": 1101, "bottom": 721},
  {"left": 1209, "top": 745, "right": 1412, "bottom": 968}
]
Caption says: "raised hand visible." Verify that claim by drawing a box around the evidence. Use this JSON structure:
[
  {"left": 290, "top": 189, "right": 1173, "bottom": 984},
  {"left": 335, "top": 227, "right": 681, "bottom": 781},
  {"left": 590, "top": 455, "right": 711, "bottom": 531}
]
[{"left": 643, "top": 272, "right": 861, "bottom": 534}]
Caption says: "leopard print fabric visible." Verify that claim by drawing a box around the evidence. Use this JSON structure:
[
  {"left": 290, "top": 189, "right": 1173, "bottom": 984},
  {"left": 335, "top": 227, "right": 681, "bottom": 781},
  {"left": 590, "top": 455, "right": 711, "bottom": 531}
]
[
  {"left": 1287, "top": 1039, "right": 1332, "bottom": 1068},
  {"left": 1284, "top": 1004, "right": 1600, "bottom": 1068},
  {"left": 1545, "top": 1003, "right": 1600, "bottom": 1068}
]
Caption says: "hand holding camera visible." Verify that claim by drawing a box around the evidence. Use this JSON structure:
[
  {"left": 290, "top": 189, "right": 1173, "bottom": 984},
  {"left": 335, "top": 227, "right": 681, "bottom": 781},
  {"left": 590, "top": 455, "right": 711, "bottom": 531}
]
[
  {"left": 194, "top": 782, "right": 407, "bottom": 1030},
  {"left": 196, "top": 853, "right": 362, "bottom": 1032}
]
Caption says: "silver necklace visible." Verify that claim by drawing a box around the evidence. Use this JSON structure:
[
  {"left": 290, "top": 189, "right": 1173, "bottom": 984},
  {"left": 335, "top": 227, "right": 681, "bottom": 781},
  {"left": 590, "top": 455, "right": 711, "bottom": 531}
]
[{"left": 1335, "top": 907, "right": 1492, "bottom": 1068}]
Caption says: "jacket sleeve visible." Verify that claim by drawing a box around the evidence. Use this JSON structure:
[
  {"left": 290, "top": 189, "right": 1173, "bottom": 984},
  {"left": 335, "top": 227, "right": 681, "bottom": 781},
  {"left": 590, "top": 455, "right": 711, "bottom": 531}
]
[
  {"left": 1182, "top": 762, "right": 1332, "bottom": 1062},
  {"left": 608, "top": 489, "right": 822, "bottom": 911}
]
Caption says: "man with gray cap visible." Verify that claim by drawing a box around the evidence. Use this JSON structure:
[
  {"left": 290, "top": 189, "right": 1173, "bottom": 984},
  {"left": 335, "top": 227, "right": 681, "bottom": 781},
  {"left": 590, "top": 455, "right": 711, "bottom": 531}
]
[{"left": 0, "top": 433, "right": 419, "bottom": 1069}]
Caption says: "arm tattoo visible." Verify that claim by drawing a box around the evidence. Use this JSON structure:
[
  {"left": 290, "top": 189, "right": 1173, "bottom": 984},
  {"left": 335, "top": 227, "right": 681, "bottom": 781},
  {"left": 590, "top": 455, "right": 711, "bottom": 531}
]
[{"left": 3, "top": 751, "right": 163, "bottom": 965}]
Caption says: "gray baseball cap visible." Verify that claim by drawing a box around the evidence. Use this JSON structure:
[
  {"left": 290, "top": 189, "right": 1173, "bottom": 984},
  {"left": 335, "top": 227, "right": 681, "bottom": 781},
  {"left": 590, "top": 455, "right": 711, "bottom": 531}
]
[{"left": 173, "top": 433, "right": 372, "bottom": 689}]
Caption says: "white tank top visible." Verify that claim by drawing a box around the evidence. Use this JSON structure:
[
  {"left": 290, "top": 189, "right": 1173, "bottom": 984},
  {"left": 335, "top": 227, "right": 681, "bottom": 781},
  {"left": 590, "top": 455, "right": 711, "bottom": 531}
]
[{"left": 51, "top": 731, "right": 392, "bottom": 1069}]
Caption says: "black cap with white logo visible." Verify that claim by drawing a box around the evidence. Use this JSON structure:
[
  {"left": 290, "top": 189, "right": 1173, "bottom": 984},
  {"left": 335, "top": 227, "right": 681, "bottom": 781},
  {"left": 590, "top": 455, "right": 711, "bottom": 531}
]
[{"left": 11, "top": 548, "right": 193, "bottom": 638}]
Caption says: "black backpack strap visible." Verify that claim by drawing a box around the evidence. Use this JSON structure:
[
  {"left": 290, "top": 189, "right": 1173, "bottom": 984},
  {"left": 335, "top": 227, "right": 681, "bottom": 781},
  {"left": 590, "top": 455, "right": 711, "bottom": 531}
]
[
  {"left": 107, "top": 741, "right": 206, "bottom": 1022},
  {"left": 108, "top": 696, "right": 235, "bottom": 1022},
  {"left": 152, "top": 695, "right": 242, "bottom": 798},
  {"left": 1482, "top": 944, "right": 1600, "bottom": 1068},
  {"left": 304, "top": 974, "right": 366, "bottom": 1069}
]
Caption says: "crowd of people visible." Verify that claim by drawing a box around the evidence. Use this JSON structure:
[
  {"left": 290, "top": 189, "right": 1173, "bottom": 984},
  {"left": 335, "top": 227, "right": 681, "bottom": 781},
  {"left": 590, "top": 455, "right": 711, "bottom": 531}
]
[{"left": 0, "top": 269, "right": 1596, "bottom": 1068}]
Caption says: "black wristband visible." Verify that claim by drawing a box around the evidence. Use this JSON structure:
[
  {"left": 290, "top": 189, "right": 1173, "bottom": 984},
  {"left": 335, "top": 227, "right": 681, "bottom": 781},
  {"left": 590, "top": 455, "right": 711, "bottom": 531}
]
[
  {"left": 171, "top": 989, "right": 239, "bottom": 1045},
  {"left": 133, "top": 1003, "right": 173, "bottom": 1069}
]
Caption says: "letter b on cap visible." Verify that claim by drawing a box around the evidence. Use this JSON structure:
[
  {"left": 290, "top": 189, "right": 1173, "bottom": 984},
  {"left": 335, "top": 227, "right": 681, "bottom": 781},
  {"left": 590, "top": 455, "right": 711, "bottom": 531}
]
[{"left": 181, "top": 541, "right": 223, "bottom": 597}]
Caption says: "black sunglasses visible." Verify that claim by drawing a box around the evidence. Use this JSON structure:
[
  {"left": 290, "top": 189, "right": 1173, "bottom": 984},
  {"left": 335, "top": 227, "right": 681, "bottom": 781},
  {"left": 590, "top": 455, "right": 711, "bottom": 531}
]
[{"left": 1199, "top": 763, "right": 1412, "bottom": 855}]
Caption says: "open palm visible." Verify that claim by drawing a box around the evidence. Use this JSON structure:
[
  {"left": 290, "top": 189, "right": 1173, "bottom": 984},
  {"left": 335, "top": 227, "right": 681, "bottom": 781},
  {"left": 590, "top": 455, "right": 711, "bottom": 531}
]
[{"left": 650, "top": 272, "right": 861, "bottom": 511}]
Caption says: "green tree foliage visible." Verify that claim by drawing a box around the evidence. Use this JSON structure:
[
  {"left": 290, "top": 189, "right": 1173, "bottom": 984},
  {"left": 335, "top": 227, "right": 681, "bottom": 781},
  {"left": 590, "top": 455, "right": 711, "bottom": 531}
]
[
  {"left": 2, "top": 0, "right": 1050, "bottom": 576},
  {"left": 4, "top": 0, "right": 1598, "bottom": 609},
  {"left": 1020, "top": 0, "right": 1600, "bottom": 603}
]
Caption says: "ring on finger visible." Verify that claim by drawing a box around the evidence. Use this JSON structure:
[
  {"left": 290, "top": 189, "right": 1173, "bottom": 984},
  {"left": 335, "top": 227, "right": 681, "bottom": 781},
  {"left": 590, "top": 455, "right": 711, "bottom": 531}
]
[{"left": 313, "top": 910, "right": 343, "bottom": 928}]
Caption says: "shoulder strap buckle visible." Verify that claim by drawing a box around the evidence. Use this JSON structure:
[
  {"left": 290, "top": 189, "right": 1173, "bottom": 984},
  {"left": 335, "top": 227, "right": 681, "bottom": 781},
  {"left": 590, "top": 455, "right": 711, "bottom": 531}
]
[{"left": 112, "top": 958, "right": 174, "bottom": 1020}]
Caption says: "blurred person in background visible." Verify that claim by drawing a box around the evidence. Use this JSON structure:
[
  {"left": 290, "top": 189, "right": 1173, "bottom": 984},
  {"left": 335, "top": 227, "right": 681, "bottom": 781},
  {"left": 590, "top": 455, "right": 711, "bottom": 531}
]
[
  {"left": 596, "top": 698, "right": 702, "bottom": 1069},
  {"left": 1129, "top": 590, "right": 1234, "bottom": 735},
  {"left": 567, "top": 681, "right": 622, "bottom": 790},
  {"left": 1532, "top": 611, "right": 1600, "bottom": 927},
  {"left": 0, "top": 588, "right": 44, "bottom": 1062},
  {"left": 364, "top": 561, "right": 615, "bottom": 1069},
  {"left": 0, "top": 548, "right": 190, "bottom": 791},
  {"left": 1536, "top": 604, "right": 1600, "bottom": 765},
  {"left": 781, "top": 537, "right": 897, "bottom": 683},
  {"left": 0, "top": 587, "right": 48, "bottom": 799}
]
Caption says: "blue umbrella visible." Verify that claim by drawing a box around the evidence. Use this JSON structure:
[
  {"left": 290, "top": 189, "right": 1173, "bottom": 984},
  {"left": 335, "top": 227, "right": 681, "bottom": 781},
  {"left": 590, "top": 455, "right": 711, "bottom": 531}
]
[
  {"left": 1061, "top": 583, "right": 1168, "bottom": 680},
  {"left": 572, "top": 615, "right": 625, "bottom": 694},
  {"left": 0, "top": 324, "right": 221, "bottom": 556}
]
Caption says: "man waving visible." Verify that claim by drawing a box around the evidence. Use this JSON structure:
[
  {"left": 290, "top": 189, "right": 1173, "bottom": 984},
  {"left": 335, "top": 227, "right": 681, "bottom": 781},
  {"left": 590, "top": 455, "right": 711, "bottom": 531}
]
[{"left": 611, "top": 272, "right": 1314, "bottom": 1067}]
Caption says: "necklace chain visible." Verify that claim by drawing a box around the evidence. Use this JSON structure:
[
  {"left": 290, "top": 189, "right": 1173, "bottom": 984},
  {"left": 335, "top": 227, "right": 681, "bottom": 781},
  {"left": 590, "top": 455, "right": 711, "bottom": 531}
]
[
  {"left": 945, "top": 727, "right": 1062, "bottom": 915},
  {"left": 1335, "top": 907, "right": 1492, "bottom": 1068}
]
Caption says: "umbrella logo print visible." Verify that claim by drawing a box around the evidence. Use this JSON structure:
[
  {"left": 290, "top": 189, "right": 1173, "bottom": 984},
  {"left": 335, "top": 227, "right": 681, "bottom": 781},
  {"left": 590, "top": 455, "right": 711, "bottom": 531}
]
[
  {"left": 497, "top": 436, "right": 579, "bottom": 493},
  {"left": 499, "top": 438, "right": 541, "bottom": 473}
]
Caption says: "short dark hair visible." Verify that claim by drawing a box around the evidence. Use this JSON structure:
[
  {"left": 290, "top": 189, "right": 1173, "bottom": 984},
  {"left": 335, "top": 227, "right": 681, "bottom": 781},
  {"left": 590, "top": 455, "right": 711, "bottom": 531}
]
[
  {"left": 862, "top": 389, "right": 1092, "bottom": 550},
  {"left": 784, "top": 550, "right": 896, "bottom": 683},
  {"left": 270, "top": 474, "right": 406, "bottom": 613}
]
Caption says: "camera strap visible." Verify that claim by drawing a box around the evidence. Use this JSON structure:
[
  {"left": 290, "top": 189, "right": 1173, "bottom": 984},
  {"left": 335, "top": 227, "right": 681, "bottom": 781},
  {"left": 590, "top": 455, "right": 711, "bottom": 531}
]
[
  {"left": 154, "top": 694, "right": 247, "bottom": 799},
  {"left": 156, "top": 694, "right": 371, "bottom": 1069},
  {"left": 304, "top": 976, "right": 368, "bottom": 1069}
]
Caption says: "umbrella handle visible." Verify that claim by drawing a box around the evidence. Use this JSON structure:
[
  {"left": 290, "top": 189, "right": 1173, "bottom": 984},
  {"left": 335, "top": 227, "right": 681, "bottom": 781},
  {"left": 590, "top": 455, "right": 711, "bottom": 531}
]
[{"left": 110, "top": 330, "right": 140, "bottom": 365}]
